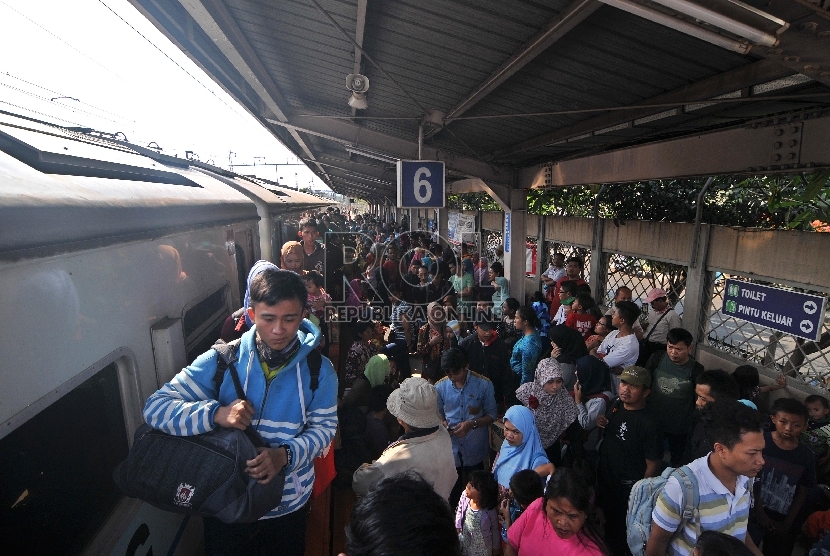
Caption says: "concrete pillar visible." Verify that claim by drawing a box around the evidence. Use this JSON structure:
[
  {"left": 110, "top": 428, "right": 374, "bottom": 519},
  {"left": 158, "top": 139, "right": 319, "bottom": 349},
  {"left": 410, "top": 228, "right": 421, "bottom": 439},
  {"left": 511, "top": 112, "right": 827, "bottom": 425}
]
[
  {"left": 683, "top": 223, "right": 713, "bottom": 345},
  {"left": 438, "top": 209, "right": 449, "bottom": 248},
  {"left": 589, "top": 219, "right": 608, "bottom": 305},
  {"left": 504, "top": 189, "right": 527, "bottom": 305},
  {"left": 534, "top": 215, "right": 545, "bottom": 289}
]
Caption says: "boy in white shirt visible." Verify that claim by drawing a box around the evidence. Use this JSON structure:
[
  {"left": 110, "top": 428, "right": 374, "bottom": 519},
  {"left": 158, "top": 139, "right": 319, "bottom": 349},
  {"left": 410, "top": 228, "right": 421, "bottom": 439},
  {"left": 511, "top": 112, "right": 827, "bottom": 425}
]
[{"left": 577, "top": 300, "right": 640, "bottom": 396}]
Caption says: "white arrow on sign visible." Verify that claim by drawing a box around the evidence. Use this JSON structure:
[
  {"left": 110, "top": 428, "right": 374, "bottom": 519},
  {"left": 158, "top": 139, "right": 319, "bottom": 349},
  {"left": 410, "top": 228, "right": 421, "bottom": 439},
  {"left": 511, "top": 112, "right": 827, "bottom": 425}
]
[
  {"left": 804, "top": 300, "right": 818, "bottom": 315},
  {"left": 801, "top": 320, "right": 814, "bottom": 335}
]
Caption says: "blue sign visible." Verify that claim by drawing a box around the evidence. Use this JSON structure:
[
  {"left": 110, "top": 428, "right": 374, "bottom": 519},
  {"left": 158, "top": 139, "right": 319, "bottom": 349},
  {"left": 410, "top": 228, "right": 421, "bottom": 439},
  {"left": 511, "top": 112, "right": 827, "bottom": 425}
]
[
  {"left": 722, "top": 279, "right": 826, "bottom": 341},
  {"left": 504, "top": 213, "right": 511, "bottom": 253},
  {"left": 397, "top": 160, "right": 445, "bottom": 208}
]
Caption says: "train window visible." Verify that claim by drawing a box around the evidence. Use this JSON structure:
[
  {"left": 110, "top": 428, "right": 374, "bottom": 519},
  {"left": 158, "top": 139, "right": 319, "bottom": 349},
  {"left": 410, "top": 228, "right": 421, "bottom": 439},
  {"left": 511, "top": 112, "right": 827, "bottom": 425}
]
[
  {"left": 0, "top": 362, "right": 129, "bottom": 553},
  {"left": 183, "top": 287, "right": 229, "bottom": 363},
  {"left": 182, "top": 287, "right": 227, "bottom": 339}
]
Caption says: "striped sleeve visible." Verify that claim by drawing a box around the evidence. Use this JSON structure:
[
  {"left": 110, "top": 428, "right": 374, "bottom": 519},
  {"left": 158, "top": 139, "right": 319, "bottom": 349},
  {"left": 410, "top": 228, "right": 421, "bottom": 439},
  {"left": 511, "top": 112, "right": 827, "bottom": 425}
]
[
  {"left": 142, "top": 349, "right": 220, "bottom": 436},
  {"left": 282, "top": 358, "right": 338, "bottom": 473},
  {"left": 652, "top": 476, "right": 683, "bottom": 533}
]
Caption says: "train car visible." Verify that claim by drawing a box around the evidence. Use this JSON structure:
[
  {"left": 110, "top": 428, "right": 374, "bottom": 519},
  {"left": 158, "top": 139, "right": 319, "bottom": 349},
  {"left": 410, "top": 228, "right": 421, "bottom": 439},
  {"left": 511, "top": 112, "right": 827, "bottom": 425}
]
[
  {"left": 0, "top": 111, "right": 324, "bottom": 555},
  {"left": 215, "top": 173, "right": 330, "bottom": 283}
]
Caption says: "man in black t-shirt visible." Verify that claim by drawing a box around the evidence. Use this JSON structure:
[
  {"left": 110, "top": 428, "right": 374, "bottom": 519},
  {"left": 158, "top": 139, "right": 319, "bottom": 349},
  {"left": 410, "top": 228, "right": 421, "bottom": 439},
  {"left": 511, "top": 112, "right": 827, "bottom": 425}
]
[{"left": 597, "top": 366, "right": 664, "bottom": 556}]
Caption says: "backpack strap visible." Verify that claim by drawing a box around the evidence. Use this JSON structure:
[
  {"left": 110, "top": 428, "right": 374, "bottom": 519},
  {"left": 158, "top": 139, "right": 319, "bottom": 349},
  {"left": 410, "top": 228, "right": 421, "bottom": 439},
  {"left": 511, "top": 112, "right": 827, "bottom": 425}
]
[
  {"left": 211, "top": 338, "right": 268, "bottom": 448},
  {"left": 586, "top": 392, "right": 612, "bottom": 407},
  {"left": 306, "top": 349, "right": 322, "bottom": 392},
  {"left": 673, "top": 466, "right": 701, "bottom": 541},
  {"left": 212, "top": 338, "right": 242, "bottom": 395}
]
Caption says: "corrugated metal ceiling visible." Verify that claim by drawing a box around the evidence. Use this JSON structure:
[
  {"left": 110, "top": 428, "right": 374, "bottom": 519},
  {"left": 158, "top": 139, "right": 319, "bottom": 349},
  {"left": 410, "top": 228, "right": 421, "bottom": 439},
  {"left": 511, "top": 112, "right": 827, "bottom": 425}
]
[{"left": 130, "top": 0, "right": 830, "bottom": 200}]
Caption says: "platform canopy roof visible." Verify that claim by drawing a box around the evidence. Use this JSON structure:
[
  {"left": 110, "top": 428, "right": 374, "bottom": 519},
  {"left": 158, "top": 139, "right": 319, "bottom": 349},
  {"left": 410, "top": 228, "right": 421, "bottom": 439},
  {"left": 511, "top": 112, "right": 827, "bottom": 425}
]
[{"left": 130, "top": 0, "right": 830, "bottom": 202}]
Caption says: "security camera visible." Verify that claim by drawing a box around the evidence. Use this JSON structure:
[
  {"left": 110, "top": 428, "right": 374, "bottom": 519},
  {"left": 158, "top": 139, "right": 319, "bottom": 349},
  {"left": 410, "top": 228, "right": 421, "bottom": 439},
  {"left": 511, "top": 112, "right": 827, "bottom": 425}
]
[{"left": 346, "top": 74, "right": 369, "bottom": 93}]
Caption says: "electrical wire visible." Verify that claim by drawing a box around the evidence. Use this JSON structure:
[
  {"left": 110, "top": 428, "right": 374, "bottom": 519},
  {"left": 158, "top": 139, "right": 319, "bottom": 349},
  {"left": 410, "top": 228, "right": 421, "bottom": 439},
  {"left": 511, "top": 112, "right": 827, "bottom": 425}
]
[
  {"left": 0, "top": 0, "right": 122, "bottom": 78},
  {"left": 95, "top": 0, "right": 247, "bottom": 120},
  {"left": 1, "top": 71, "right": 134, "bottom": 123},
  {"left": 0, "top": 100, "right": 84, "bottom": 126},
  {"left": 0, "top": 81, "right": 127, "bottom": 125}
]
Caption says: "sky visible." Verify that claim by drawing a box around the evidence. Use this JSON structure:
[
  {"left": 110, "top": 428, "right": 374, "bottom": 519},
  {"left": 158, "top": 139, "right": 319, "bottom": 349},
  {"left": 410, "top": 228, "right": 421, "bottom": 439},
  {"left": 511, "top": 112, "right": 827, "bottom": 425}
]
[{"left": 0, "top": 0, "right": 329, "bottom": 191}]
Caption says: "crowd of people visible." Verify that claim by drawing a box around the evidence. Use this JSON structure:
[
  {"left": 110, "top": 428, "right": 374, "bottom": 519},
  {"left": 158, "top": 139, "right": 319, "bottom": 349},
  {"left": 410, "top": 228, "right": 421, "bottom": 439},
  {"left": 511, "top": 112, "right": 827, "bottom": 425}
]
[{"left": 140, "top": 208, "right": 830, "bottom": 556}]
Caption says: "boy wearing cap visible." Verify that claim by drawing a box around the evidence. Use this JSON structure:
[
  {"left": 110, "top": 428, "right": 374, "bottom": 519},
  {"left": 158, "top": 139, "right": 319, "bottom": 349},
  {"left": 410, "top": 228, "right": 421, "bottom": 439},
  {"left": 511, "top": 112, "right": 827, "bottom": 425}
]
[
  {"left": 639, "top": 288, "right": 682, "bottom": 365},
  {"left": 596, "top": 366, "right": 664, "bottom": 556},
  {"left": 352, "top": 377, "right": 458, "bottom": 500}
]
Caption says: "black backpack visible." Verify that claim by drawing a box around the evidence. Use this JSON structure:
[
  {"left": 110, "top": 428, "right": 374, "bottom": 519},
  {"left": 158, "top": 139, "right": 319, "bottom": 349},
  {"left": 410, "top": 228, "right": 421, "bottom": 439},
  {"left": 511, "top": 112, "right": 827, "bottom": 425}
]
[{"left": 113, "top": 340, "right": 322, "bottom": 523}]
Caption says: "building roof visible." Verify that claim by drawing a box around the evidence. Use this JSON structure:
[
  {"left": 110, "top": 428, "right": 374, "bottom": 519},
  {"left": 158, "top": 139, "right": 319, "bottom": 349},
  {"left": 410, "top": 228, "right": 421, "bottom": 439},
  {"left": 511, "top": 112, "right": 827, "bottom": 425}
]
[{"left": 129, "top": 0, "right": 830, "bottom": 199}]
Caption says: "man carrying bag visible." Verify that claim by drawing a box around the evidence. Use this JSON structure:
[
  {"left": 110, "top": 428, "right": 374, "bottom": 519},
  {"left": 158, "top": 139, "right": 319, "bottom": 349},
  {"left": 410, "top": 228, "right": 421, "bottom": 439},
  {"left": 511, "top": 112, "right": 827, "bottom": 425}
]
[{"left": 142, "top": 269, "right": 337, "bottom": 556}]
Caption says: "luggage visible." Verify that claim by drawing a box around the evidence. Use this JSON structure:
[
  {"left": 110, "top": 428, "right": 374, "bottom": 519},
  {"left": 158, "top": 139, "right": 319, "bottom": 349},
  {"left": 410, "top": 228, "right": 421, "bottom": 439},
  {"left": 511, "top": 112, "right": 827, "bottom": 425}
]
[
  {"left": 113, "top": 339, "right": 290, "bottom": 523},
  {"left": 626, "top": 465, "right": 699, "bottom": 556}
]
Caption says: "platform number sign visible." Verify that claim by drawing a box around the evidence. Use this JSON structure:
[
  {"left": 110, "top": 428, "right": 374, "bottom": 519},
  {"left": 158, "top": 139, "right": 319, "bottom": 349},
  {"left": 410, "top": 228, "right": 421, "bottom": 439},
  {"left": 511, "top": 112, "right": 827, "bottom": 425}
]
[{"left": 397, "top": 160, "right": 445, "bottom": 208}]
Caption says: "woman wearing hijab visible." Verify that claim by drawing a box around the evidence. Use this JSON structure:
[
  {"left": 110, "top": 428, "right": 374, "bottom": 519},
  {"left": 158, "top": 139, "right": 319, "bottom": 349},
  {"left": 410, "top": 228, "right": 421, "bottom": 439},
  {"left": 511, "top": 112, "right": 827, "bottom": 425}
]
[
  {"left": 280, "top": 241, "right": 304, "bottom": 274},
  {"left": 516, "top": 358, "right": 578, "bottom": 466},
  {"left": 573, "top": 355, "right": 613, "bottom": 461},
  {"left": 220, "top": 260, "right": 278, "bottom": 342},
  {"left": 492, "top": 405, "right": 555, "bottom": 502},
  {"left": 339, "top": 354, "right": 393, "bottom": 410}
]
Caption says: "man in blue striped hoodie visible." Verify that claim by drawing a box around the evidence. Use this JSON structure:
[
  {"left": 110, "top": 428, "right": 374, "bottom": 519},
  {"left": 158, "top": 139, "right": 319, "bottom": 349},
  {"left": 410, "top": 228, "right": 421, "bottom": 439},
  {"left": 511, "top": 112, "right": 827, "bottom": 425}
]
[{"left": 143, "top": 269, "right": 337, "bottom": 556}]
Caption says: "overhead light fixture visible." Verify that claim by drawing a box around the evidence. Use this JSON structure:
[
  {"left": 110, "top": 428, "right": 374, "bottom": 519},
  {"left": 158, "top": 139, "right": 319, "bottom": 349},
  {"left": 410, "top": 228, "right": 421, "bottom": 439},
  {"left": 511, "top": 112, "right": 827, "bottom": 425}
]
[
  {"left": 597, "top": 0, "right": 754, "bottom": 53},
  {"left": 647, "top": 0, "right": 784, "bottom": 46},
  {"left": 346, "top": 73, "right": 369, "bottom": 110}
]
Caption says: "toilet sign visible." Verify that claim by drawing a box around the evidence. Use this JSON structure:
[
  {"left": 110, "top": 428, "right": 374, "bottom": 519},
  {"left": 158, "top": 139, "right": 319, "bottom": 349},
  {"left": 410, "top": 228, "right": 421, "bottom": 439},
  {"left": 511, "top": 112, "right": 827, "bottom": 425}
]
[{"left": 722, "top": 279, "right": 826, "bottom": 341}]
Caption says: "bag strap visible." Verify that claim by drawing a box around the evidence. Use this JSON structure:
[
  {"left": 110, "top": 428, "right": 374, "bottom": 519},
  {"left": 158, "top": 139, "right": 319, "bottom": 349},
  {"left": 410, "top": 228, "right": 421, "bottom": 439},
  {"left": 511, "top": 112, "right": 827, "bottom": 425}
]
[
  {"left": 307, "top": 349, "right": 322, "bottom": 392},
  {"left": 672, "top": 466, "right": 701, "bottom": 541},
  {"left": 212, "top": 338, "right": 267, "bottom": 448},
  {"left": 213, "top": 338, "right": 243, "bottom": 398},
  {"left": 644, "top": 309, "right": 670, "bottom": 341}
]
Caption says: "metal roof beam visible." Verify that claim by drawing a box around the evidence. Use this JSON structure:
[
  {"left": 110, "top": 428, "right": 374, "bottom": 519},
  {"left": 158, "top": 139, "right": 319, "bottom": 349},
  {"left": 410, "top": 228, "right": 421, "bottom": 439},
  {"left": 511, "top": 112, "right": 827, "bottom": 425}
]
[
  {"left": 271, "top": 115, "right": 510, "bottom": 185},
  {"left": 351, "top": 0, "right": 368, "bottom": 117},
  {"left": 168, "top": 0, "right": 329, "bottom": 179},
  {"left": 493, "top": 59, "right": 795, "bottom": 159},
  {"left": 518, "top": 111, "right": 830, "bottom": 187},
  {"left": 429, "top": 0, "right": 601, "bottom": 138}
]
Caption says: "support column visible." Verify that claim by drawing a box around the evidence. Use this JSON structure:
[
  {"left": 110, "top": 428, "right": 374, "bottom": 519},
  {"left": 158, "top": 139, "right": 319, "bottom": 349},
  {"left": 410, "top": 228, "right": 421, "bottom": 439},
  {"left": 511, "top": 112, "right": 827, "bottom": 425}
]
[
  {"left": 683, "top": 223, "right": 713, "bottom": 345},
  {"left": 438, "top": 209, "right": 449, "bottom": 249},
  {"left": 589, "top": 219, "right": 607, "bottom": 305},
  {"left": 504, "top": 189, "right": 527, "bottom": 305},
  {"left": 534, "top": 214, "right": 545, "bottom": 290}
]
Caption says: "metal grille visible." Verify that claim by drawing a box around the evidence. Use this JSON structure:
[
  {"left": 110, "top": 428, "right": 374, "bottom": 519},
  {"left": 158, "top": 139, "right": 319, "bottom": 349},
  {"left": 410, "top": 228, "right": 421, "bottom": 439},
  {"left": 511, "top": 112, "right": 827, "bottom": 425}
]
[
  {"left": 703, "top": 272, "right": 830, "bottom": 388},
  {"left": 605, "top": 256, "right": 687, "bottom": 328},
  {"left": 481, "top": 229, "right": 502, "bottom": 263},
  {"left": 543, "top": 241, "right": 592, "bottom": 284}
]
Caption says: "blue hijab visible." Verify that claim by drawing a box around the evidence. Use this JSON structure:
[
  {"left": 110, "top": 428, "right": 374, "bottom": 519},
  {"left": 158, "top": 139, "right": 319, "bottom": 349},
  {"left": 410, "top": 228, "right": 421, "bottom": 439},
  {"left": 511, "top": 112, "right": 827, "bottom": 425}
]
[
  {"left": 493, "top": 405, "right": 550, "bottom": 487},
  {"left": 243, "top": 260, "right": 279, "bottom": 326}
]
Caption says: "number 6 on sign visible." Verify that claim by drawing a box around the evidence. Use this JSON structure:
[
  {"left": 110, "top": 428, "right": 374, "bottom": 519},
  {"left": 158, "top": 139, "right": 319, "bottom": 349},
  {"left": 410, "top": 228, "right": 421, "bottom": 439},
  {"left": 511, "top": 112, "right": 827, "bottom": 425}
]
[
  {"left": 414, "top": 167, "right": 432, "bottom": 203},
  {"left": 397, "top": 160, "right": 445, "bottom": 208}
]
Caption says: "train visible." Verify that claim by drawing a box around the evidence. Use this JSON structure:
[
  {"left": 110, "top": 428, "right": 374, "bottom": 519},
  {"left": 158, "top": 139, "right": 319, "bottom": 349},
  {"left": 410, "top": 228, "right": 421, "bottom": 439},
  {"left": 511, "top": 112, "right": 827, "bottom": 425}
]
[{"left": 0, "top": 110, "right": 330, "bottom": 555}]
